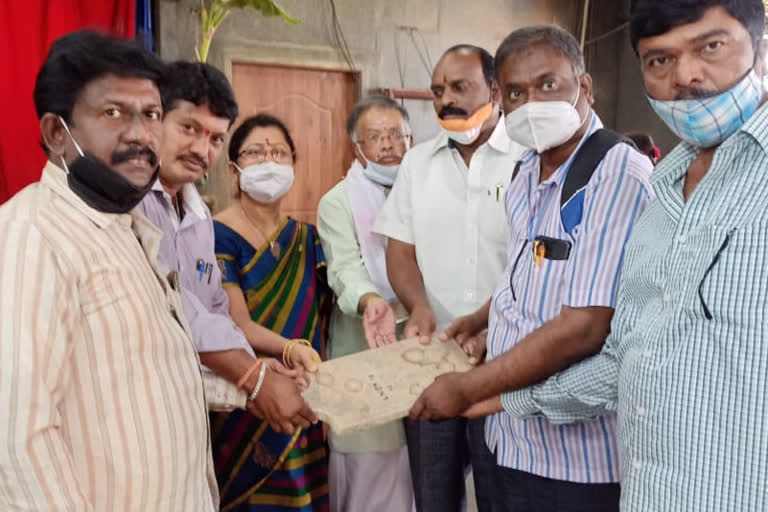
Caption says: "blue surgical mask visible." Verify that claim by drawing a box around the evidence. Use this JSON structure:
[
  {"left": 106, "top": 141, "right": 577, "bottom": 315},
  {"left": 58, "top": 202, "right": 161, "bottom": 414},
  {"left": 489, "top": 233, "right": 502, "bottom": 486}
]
[{"left": 647, "top": 70, "right": 763, "bottom": 148}]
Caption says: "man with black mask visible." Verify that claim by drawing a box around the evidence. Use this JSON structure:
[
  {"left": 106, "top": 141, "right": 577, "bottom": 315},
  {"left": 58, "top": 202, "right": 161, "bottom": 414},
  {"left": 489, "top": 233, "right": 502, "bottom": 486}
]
[{"left": 0, "top": 30, "right": 219, "bottom": 510}]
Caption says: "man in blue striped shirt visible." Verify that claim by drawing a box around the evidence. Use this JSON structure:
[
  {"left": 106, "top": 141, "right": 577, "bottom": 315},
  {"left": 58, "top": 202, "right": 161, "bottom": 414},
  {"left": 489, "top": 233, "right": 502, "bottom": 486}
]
[
  {"left": 421, "top": 1, "right": 768, "bottom": 510},
  {"left": 410, "top": 26, "right": 654, "bottom": 510}
]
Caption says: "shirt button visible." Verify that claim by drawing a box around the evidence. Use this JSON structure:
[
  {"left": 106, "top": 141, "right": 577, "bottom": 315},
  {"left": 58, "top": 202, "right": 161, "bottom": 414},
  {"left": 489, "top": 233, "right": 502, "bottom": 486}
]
[
  {"left": 465, "top": 291, "right": 474, "bottom": 300},
  {"left": 663, "top": 292, "right": 673, "bottom": 303},
  {"left": 467, "top": 257, "right": 475, "bottom": 264},
  {"left": 643, "top": 350, "right": 652, "bottom": 359},
  {"left": 676, "top": 233, "right": 688, "bottom": 244},
  {"left": 636, "top": 406, "right": 647, "bottom": 417},
  {"left": 632, "top": 459, "right": 642, "bottom": 471}
]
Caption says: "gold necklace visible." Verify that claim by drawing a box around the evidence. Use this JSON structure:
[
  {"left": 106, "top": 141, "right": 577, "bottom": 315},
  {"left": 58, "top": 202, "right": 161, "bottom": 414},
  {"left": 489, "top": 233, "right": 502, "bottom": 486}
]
[{"left": 240, "top": 207, "right": 283, "bottom": 259}]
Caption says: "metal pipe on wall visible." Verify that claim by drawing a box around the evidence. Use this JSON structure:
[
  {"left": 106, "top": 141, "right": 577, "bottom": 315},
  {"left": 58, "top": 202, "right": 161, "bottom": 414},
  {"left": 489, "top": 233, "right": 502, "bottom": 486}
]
[{"left": 580, "top": 0, "right": 591, "bottom": 49}]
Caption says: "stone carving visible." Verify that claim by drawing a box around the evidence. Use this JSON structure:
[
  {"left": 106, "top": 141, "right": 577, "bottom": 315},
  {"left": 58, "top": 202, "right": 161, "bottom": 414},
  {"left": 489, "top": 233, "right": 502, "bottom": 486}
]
[{"left": 302, "top": 336, "right": 472, "bottom": 434}]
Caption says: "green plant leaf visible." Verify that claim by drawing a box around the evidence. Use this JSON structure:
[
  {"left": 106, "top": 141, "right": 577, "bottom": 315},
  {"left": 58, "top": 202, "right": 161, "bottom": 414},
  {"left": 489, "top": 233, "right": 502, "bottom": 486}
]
[{"left": 218, "top": 0, "right": 300, "bottom": 25}]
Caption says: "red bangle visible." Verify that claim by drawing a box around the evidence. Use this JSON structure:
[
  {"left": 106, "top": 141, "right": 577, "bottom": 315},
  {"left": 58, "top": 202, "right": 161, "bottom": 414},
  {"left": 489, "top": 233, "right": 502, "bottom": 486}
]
[{"left": 236, "top": 360, "right": 262, "bottom": 390}]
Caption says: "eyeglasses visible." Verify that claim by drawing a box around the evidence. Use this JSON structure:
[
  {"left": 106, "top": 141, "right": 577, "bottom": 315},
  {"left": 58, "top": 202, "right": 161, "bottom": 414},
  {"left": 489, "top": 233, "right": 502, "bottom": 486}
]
[
  {"left": 238, "top": 145, "right": 293, "bottom": 164},
  {"left": 358, "top": 129, "right": 410, "bottom": 146}
]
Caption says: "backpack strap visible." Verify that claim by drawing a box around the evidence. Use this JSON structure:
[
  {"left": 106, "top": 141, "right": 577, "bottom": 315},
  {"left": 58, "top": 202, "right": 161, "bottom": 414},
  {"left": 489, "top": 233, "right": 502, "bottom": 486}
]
[
  {"left": 561, "top": 129, "right": 636, "bottom": 208},
  {"left": 559, "top": 129, "right": 637, "bottom": 234}
]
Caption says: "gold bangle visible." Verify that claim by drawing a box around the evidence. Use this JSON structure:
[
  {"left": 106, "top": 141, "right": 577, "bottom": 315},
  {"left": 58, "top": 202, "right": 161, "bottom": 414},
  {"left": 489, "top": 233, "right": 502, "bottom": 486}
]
[
  {"left": 282, "top": 340, "right": 297, "bottom": 368},
  {"left": 284, "top": 339, "right": 311, "bottom": 368}
]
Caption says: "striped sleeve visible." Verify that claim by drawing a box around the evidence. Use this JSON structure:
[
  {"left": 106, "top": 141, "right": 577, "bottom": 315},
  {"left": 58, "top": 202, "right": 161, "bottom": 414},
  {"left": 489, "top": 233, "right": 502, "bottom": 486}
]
[
  {"left": 502, "top": 335, "right": 621, "bottom": 424},
  {"left": 565, "top": 145, "right": 652, "bottom": 308},
  {"left": 0, "top": 219, "right": 92, "bottom": 511}
]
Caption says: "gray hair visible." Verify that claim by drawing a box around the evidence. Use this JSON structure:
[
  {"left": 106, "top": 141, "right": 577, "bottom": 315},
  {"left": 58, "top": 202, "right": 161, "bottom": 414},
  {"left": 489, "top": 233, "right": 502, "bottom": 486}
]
[
  {"left": 347, "top": 95, "right": 410, "bottom": 141},
  {"left": 494, "top": 25, "right": 585, "bottom": 78}
]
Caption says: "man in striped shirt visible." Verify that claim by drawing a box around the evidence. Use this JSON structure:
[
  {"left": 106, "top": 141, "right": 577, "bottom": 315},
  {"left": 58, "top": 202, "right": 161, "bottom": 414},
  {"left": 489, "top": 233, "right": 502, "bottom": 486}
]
[
  {"left": 411, "top": 26, "right": 654, "bottom": 510},
  {"left": 497, "top": 1, "right": 768, "bottom": 510},
  {"left": 0, "top": 31, "right": 218, "bottom": 510}
]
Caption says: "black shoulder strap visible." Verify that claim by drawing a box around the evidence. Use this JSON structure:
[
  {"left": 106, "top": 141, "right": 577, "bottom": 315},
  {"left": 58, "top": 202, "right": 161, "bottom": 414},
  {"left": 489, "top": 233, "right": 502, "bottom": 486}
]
[{"left": 561, "top": 128, "right": 636, "bottom": 207}]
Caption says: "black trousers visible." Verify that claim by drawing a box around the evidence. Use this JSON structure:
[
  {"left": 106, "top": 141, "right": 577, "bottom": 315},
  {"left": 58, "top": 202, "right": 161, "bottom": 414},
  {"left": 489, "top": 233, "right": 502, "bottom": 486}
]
[
  {"left": 491, "top": 465, "right": 621, "bottom": 512},
  {"left": 404, "top": 417, "right": 497, "bottom": 512}
]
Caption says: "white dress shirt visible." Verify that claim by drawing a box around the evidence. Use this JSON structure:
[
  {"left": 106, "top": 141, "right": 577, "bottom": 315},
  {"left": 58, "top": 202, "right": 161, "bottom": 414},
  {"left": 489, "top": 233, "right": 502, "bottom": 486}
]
[{"left": 374, "top": 118, "right": 526, "bottom": 329}]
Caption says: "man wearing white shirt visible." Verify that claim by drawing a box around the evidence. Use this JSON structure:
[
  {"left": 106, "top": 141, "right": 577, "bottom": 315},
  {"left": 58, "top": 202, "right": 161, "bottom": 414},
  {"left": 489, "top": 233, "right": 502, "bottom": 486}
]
[{"left": 374, "top": 44, "right": 525, "bottom": 512}]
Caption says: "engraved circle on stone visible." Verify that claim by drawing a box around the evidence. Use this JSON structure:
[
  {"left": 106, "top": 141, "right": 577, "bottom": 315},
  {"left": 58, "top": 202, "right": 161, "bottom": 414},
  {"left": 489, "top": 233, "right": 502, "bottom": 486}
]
[
  {"left": 315, "top": 372, "right": 334, "bottom": 386},
  {"left": 402, "top": 347, "right": 446, "bottom": 366},
  {"left": 344, "top": 378, "right": 364, "bottom": 393}
]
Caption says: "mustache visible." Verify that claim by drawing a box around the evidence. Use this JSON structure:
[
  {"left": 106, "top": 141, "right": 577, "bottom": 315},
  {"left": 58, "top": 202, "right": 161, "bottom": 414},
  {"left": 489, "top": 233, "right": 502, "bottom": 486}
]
[
  {"left": 177, "top": 153, "right": 208, "bottom": 171},
  {"left": 111, "top": 146, "right": 158, "bottom": 167},
  {"left": 674, "top": 87, "right": 720, "bottom": 100},
  {"left": 438, "top": 106, "right": 468, "bottom": 119}
]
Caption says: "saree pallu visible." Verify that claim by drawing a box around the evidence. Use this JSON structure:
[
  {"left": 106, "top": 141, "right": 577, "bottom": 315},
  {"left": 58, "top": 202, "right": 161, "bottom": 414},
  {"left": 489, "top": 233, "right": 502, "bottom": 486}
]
[{"left": 212, "top": 218, "right": 331, "bottom": 512}]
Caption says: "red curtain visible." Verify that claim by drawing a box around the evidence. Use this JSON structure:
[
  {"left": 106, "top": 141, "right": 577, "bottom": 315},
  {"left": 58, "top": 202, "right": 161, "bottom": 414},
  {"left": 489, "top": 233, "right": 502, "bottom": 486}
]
[{"left": 0, "top": 0, "right": 135, "bottom": 204}]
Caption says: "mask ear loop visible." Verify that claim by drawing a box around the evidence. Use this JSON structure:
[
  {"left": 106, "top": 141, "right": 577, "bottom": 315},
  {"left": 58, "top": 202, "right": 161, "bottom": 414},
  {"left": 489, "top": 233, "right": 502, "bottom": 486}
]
[
  {"left": 571, "top": 78, "right": 592, "bottom": 131},
  {"left": 56, "top": 116, "right": 86, "bottom": 175}
]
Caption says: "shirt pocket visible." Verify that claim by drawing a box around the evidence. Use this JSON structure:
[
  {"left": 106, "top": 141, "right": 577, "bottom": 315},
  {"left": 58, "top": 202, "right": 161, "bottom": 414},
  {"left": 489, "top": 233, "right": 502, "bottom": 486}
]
[
  {"left": 694, "top": 222, "right": 768, "bottom": 326},
  {"left": 80, "top": 267, "right": 129, "bottom": 315}
]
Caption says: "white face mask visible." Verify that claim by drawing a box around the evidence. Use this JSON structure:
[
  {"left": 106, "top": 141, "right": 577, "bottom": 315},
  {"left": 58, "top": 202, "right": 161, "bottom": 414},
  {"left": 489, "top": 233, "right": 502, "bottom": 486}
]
[
  {"left": 504, "top": 87, "right": 588, "bottom": 153},
  {"left": 355, "top": 146, "right": 400, "bottom": 186},
  {"left": 235, "top": 161, "right": 294, "bottom": 203}
]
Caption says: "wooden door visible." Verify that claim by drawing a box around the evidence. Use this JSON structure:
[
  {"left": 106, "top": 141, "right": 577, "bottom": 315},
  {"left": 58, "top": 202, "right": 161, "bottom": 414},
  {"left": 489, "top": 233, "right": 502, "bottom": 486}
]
[{"left": 228, "top": 62, "right": 359, "bottom": 224}]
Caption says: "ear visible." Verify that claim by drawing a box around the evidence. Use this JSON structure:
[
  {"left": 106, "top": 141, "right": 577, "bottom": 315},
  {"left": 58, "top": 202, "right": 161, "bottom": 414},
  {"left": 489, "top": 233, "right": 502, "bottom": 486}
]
[
  {"left": 228, "top": 161, "right": 241, "bottom": 198},
  {"left": 40, "top": 113, "right": 69, "bottom": 162},
  {"left": 755, "top": 40, "right": 768, "bottom": 81},
  {"left": 580, "top": 73, "right": 595, "bottom": 106},
  {"left": 352, "top": 143, "right": 368, "bottom": 168},
  {"left": 490, "top": 79, "right": 501, "bottom": 106}
]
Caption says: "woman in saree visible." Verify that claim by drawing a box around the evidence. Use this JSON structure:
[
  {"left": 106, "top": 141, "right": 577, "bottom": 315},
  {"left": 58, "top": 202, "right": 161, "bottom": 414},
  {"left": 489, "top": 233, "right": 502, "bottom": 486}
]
[{"left": 212, "top": 113, "right": 331, "bottom": 512}]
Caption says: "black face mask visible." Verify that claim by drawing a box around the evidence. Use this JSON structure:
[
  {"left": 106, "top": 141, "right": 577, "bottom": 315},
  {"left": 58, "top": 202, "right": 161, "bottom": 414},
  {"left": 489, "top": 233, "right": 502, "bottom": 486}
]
[
  {"left": 66, "top": 152, "right": 158, "bottom": 214},
  {"left": 58, "top": 116, "right": 159, "bottom": 214}
]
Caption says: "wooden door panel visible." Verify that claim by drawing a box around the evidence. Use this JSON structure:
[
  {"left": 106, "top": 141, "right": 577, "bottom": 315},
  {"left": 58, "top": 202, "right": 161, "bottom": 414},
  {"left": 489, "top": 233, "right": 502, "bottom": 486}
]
[{"left": 230, "top": 63, "right": 358, "bottom": 224}]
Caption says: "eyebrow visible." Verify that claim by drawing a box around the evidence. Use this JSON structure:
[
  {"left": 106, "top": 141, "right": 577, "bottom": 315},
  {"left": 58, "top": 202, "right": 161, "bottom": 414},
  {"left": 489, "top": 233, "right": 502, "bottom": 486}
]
[
  {"left": 100, "top": 98, "right": 162, "bottom": 110},
  {"left": 640, "top": 29, "right": 732, "bottom": 60},
  {"left": 689, "top": 29, "right": 731, "bottom": 44}
]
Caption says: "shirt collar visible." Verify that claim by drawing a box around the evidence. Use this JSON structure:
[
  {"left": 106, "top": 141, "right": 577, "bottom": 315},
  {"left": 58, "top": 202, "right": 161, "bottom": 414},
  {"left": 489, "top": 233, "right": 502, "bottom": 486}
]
[
  {"left": 430, "top": 116, "right": 518, "bottom": 156},
  {"left": 652, "top": 100, "right": 768, "bottom": 189},
  {"left": 40, "top": 160, "right": 128, "bottom": 229},
  {"left": 151, "top": 178, "right": 208, "bottom": 221}
]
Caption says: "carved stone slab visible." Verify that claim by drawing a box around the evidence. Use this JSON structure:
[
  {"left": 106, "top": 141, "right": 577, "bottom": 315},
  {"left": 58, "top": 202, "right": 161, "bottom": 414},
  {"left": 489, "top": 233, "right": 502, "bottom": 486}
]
[{"left": 302, "top": 336, "right": 472, "bottom": 434}]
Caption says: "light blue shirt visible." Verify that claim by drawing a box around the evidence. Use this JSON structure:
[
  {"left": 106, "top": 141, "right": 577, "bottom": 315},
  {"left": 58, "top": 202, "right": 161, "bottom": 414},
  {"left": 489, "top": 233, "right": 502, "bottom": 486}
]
[
  {"left": 502, "top": 103, "right": 768, "bottom": 510},
  {"left": 486, "top": 114, "right": 654, "bottom": 483}
]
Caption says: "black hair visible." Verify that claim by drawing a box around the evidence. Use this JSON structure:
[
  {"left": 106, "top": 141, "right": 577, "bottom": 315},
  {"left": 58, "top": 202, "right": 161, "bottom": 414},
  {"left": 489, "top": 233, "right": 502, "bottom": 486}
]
[
  {"left": 495, "top": 25, "right": 585, "bottom": 78},
  {"left": 630, "top": 0, "right": 765, "bottom": 53},
  {"left": 161, "top": 61, "right": 239, "bottom": 126},
  {"left": 443, "top": 44, "right": 495, "bottom": 86},
  {"left": 228, "top": 114, "right": 296, "bottom": 162},
  {"left": 346, "top": 95, "right": 410, "bottom": 140},
  {"left": 34, "top": 30, "right": 165, "bottom": 123}
]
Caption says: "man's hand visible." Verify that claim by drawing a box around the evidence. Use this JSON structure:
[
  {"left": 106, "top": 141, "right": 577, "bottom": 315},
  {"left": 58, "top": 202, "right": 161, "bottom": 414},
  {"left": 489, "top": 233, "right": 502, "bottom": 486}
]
[
  {"left": 362, "top": 297, "right": 397, "bottom": 348},
  {"left": 409, "top": 372, "right": 469, "bottom": 421},
  {"left": 440, "top": 312, "right": 488, "bottom": 365},
  {"left": 247, "top": 368, "right": 317, "bottom": 434},
  {"left": 404, "top": 303, "right": 436, "bottom": 344}
]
